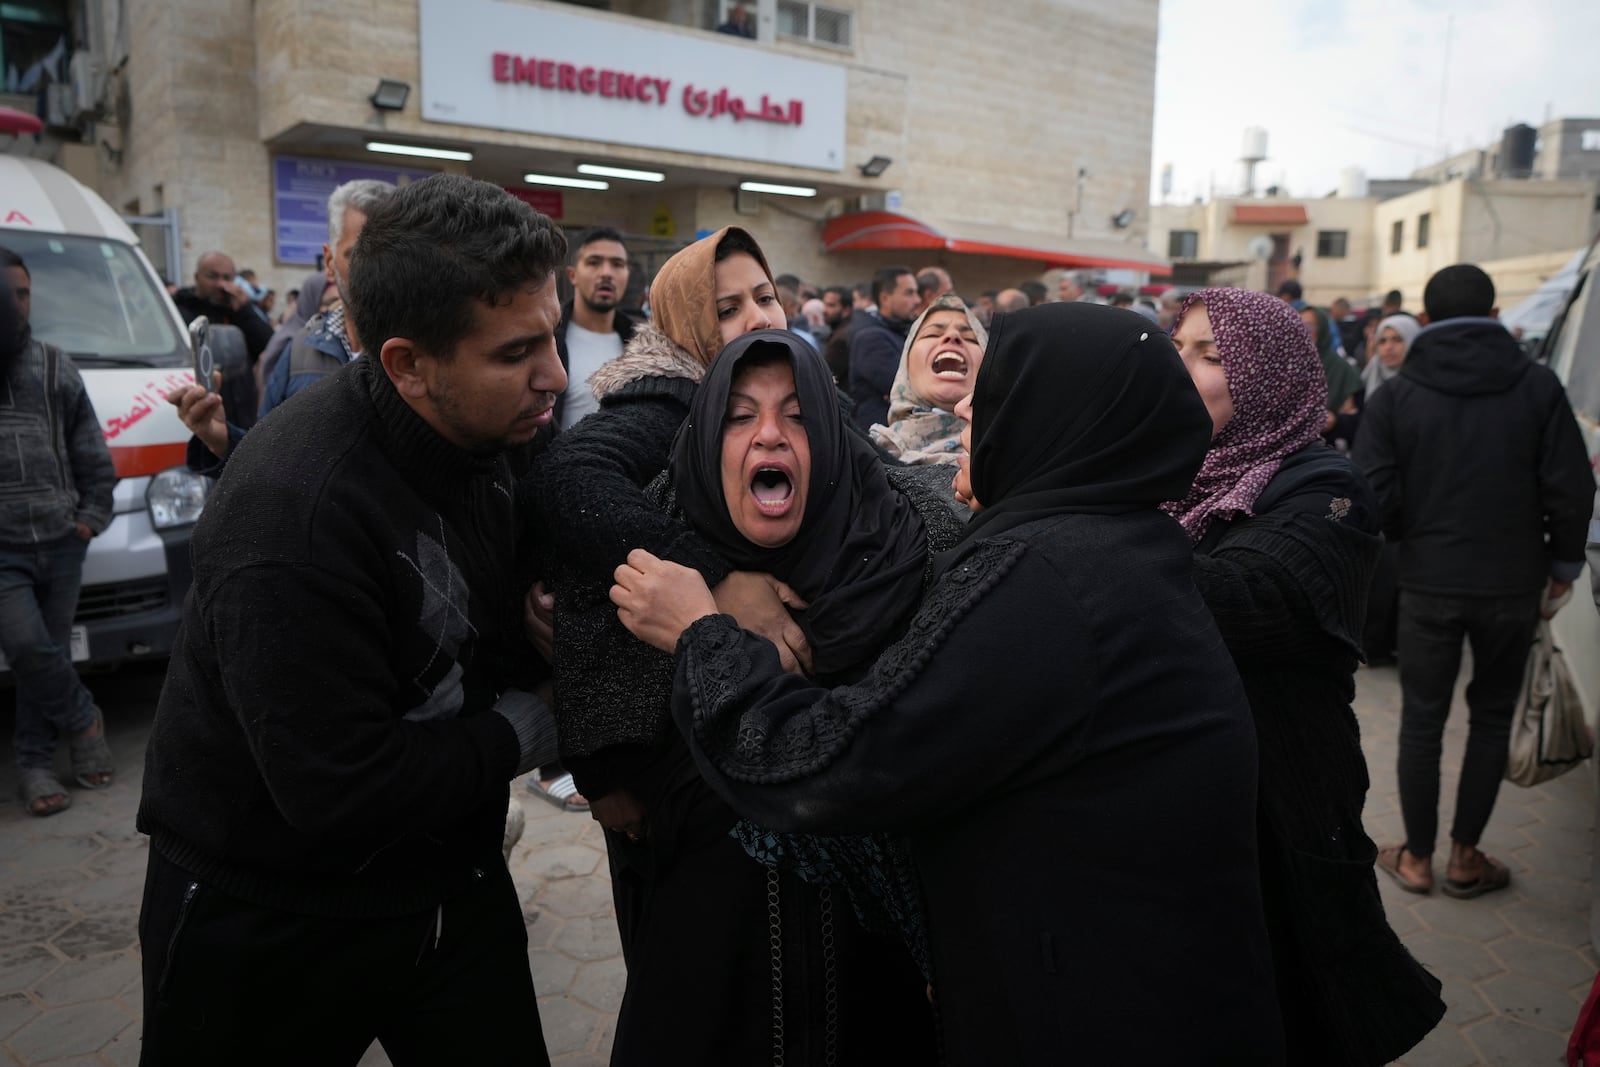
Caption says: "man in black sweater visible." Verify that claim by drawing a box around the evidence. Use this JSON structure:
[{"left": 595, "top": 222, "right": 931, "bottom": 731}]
[
  {"left": 1356, "top": 263, "right": 1594, "bottom": 901},
  {"left": 137, "top": 175, "right": 566, "bottom": 1063},
  {"left": 847, "top": 264, "right": 919, "bottom": 430}
]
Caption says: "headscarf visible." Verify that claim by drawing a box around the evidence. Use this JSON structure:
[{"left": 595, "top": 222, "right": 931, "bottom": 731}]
[
  {"left": 670, "top": 329, "right": 928, "bottom": 677},
  {"left": 869, "top": 294, "right": 988, "bottom": 466},
  {"left": 259, "top": 273, "right": 328, "bottom": 379},
  {"left": 1160, "top": 288, "right": 1327, "bottom": 543},
  {"left": 1307, "top": 305, "right": 1362, "bottom": 410},
  {"left": 959, "top": 303, "right": 1212, "bottom": 545},
  {"left": 1361, "top": 314, "right": 1421, "bottom": 397},
  {"left": 650, "top": 226, "right": 774, "bottom": 368}
]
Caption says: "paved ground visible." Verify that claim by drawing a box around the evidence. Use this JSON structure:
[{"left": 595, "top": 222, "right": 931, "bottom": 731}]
[{"left": 0, "top": 659, "right": 1593, "bottom": 1065}]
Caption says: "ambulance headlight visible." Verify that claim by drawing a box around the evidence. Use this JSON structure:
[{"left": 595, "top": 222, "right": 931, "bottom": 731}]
[{"left": 146, "top": 467, "right": 209, "bottom": 529}]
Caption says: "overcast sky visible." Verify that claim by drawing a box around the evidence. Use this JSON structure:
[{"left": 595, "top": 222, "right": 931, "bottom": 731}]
[{"left": 1149, "top": 0, "right": 1600, "bottom": 204}]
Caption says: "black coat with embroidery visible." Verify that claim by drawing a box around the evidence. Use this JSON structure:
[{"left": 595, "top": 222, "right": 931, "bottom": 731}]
[
  {"left": 529, "top": 324, "right": 966, "bottom": 787},
  {"left": 1192, "top": 443, "right": 1444, "bottom": 1066},
  {"left": 669, "top": 512, "right": 1285, "bottom": 1067}
]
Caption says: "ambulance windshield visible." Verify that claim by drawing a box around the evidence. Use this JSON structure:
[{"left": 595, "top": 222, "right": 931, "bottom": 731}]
[{"left": 1, "top": 233, "right": 187, "bottom": 367}]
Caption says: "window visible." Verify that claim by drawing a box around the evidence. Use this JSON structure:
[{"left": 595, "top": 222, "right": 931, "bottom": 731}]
[
  {"left": 776, "top": 0, "right": 853, "bottom": 48},
  {"left": 1, "top": 0, "right": 70, "bottom": 94},
  {"left": 1417, "top": 212, "right": 1431, "bottom": 250},
  {"left": 1316, "top": 230, "right": 1348, "bottom": 258},
  {"left": 1167, "top": 230, "right": 1199, "bottom": 258},
  {"left": 1582, "top": 129, "right": 1600, "bottom": 152},
  {"left": 1390, "top": 220, "right": 1404, "bottom": 255},
  {"left": 0, "top": 232, "right": 187, "bottom": 365}
]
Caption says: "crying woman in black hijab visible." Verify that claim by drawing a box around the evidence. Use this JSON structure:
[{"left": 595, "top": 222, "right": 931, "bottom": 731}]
[
  {"left": 665, "top": 329, "right": 962, "bottom": 680},
  {"left": 613, "top": 304, "right": 1284, "bottom": 1063}
]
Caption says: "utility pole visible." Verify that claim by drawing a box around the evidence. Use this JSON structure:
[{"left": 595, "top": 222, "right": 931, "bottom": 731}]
[{"left": 1434, "top": 14, "right": 1454, "bottom": 170}]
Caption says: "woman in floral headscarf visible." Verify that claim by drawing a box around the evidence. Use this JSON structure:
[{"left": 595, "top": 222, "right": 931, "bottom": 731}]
[
  {"left": 1165, "top": 288, "right": 1444, "bottom": 1066},
  {"left": 869, "top": 293, "right": 987, "bottom": 467}
]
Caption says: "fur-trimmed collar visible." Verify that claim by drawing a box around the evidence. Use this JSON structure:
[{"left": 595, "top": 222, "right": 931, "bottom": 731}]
[{"left": 588, "top": 322, "right": 707, "bottom": 401}]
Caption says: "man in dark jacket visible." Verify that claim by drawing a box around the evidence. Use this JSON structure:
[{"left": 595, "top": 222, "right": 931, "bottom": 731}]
[
  {"left": 0, "top": 248, "right": 117, "bottom": 817},
  {"left": 847, "top": 264, "right": 918, "bottom": 430},
  {"left": 136, "top": 176, "right": 565, "bottom": 1063},
  {"left": 172, "top": 251, "right": 275, "bottom": 426},
  {"left": 174, "top": 180, "right": 395, "bottom": 478},
  {"left": 821, "top": 284, "right": 854, "bottom": 384},
  {"left": 1355, "top": 263, "right": 1594, "bottom": 900}
]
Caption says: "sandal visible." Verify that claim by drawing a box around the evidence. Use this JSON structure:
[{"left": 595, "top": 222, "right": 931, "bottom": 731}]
[
  {"left": 1375, "top": 844, "right": 1432, "bottom": 895},
  {"left": 69, "top": 705, "right": 115, "bottom": 789},
  {"left": 526, "top": 772, "right": 589, "bottom": 813},
  {"left": 1441, "top": 853, "right": 1512, "bottom": 900},
  {"left": 19, "top": 767, "right": 72, "bottom": 817}
]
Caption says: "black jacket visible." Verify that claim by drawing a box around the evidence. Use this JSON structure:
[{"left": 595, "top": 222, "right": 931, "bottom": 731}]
[
  {"left": 846, "top": 313, "right": 910, "bottom": 431},
  {"left": 553, "top": 301, "right": 641, "bottom": 430},
  {"left": 139, "top": 356, "right": 540, "bottom": 918},
  {"left": 172, "top": 287, "right": 275, "bottom": 361},
  {"left": 823, "top": 314, "right": 854, "bottom": 385},
  {"left": 1195, "top": 444, "right": 1444, "bottom": 1065},
  {"left": 1353, "top": 317, "right": 1593, "bottom": 597},
  {"left": 672, "top": 513, "right": 1284, "bottom": 1065},
  {"left": 173, "top": 288, "right": 277, "bottom": 429}
]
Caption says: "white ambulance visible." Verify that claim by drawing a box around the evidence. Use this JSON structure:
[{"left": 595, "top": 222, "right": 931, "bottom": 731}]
[
  {"left": 1540, "top": 230, "right": 1600, "bottom": 714},
  {"left": 0, "top": 153, "right": 207, "bottom": 670}
]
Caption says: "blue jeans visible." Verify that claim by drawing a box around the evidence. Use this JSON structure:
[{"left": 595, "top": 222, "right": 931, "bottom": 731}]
[{"left": 0, "top": 537, "right": 97, "bottom": 772}]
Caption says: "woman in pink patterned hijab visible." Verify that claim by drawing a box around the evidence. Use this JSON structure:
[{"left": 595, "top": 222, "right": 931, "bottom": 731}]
[
  {"left": 1161, "top": 287, "right": 1327, "bottom": 542},
  {"left": 1161, "top": 283, "right": 1446, "bottom": 1065}
]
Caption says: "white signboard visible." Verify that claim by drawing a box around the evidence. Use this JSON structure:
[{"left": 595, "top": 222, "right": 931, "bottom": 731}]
[{"left": 419, "top": 0, "right": 847, "bottom": 173}]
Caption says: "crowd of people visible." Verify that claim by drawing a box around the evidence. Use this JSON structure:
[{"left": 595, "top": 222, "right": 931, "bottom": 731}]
[{"left": 3, "top": 169, "right": 1592, "bottom": 1064}]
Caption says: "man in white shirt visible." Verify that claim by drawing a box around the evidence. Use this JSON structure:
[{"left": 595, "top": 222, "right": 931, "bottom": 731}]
[{"left": 555, "top": 227, "right": 638, "bottom": 429}]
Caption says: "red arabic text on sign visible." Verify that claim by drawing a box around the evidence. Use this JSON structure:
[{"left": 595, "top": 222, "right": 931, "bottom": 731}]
[{"left": 491, "top": 54, "right": 804, "bottom": 127}]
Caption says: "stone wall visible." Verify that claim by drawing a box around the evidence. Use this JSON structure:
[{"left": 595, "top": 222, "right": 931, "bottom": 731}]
[{"left": 94, "top": 0, "right": 1160, "bottom": 298}]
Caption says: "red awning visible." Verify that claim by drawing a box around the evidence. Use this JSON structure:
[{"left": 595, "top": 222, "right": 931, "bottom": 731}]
[
  {"left": 1229, "top": 204, "right": 1308, "bottom": 226},
  {"left": 0, "top": 107, "right": 43, "bottom": 136},
  {"left": 820, "top": 211, "right": 1171, "bottom": 275}
]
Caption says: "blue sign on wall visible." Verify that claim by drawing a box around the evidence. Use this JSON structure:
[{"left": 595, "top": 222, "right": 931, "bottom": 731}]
[{"left": 272, "top": 156, "right": 438, "bottom": 265}]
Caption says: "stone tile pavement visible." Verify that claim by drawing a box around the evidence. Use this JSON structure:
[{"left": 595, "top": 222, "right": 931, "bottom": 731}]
[
  {"left": 1358, "top": 664, "right": 1599, "bottom": 1067},
  {"left": 0, "top": 660, "right": 1593, "bottom": 1065}
]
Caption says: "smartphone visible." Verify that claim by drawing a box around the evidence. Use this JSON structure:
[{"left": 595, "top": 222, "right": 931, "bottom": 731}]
[{"left": 188, "top": 317, "right": 214, "bottom": 393}]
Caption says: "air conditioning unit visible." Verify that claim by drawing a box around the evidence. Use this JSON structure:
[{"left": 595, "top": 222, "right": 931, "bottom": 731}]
[{"left": 70, "top": 53, "right": 106, "bottom": 121}]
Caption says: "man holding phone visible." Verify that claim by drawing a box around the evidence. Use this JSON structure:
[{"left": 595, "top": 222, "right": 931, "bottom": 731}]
[
  {"left": 168, "top": 181, "right": 394, "bottom": 476},
  {"left": 172, "top": 251, "right": 275, "bottom": 426},
  {"left": 0, "top": 247, "right": 117, "bottom": 817}
]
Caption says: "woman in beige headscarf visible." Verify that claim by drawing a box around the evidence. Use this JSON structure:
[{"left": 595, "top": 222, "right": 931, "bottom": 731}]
[{"left": 869, "top": 293, "right": 988, "bottom": 466}]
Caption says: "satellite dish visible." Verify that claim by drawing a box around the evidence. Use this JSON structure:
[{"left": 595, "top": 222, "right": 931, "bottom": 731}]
[{"left": 1247, "top": 235, "right": 1274, "bottom": 260}]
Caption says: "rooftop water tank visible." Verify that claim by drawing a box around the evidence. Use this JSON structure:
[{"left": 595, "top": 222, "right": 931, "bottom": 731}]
[
  {"left": 1338, "top": 167, "right": 1370, "bottom": 198},
  {"left": 1498, "top": 124, "right": 1537, "bottom": 178}
]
